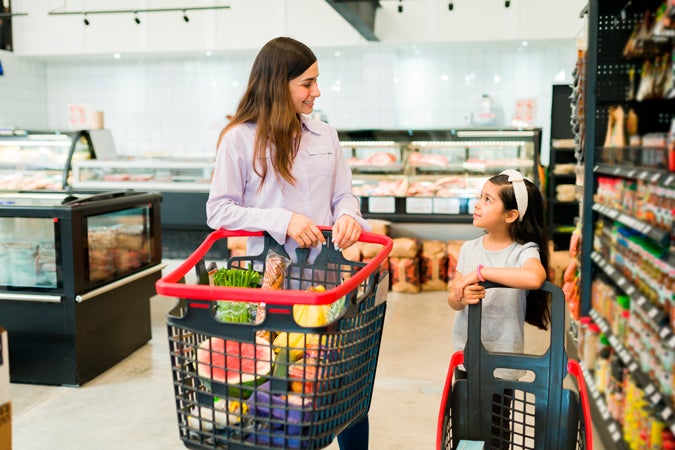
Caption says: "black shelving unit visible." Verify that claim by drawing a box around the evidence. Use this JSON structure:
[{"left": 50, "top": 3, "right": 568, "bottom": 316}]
[
  {"left": 548, "top": 84, "right": 579, "bottom": 250},
  {"left": 580, "top": 0, "right": 675, "bottom": 317},
  {"left": 579, "top": 1, "right": 675, "bottom": 447}
]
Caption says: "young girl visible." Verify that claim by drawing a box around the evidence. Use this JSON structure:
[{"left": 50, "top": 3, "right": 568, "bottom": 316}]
[
  {"left": 448, "top": 169, "right": 550, "bottom": 448},
  {"left": 448, "top": 169, "right": 550, "bottom": 363}
]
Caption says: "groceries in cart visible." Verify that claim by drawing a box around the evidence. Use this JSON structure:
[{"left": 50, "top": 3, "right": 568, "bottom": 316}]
[{"left": 210, "top": 249, "right": 347, "bottom": 327}]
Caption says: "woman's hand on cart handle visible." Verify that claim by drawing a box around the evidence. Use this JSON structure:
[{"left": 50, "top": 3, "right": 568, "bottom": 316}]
[
  {"left": 287, "top": 213, "right": 326, "bottom": 248},
  {"left": 331, "top": 214, "right": 361, "bottom": 250}
]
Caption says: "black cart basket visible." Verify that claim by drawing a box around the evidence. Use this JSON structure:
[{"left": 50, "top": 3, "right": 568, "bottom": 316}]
[
  {"left": 436, "top": 281, "right": 593, "bottom": 450},
  {"left": 156, "top": 228, "right": 393, "bottom": 450}
]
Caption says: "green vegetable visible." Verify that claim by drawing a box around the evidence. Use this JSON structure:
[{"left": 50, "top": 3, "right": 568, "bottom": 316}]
[
  {"left": 212, "top": 267, "right": 262, "bottom": 323},
  {"left": 212, "top": 267, "right": 261, "bottom": 288}
]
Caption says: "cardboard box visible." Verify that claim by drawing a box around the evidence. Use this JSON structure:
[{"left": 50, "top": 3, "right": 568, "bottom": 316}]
[
  {"left": 457, "top": 440, "right": 485, "bottom": 450},
  {"left": 0, "top": 327, "right": 10, "bottom": 450},
  {"left": 0, "top": 402, "right": 10, "bottom": 450}
]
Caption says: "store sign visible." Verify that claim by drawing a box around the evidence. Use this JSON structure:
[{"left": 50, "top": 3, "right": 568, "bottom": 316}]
[
  {"left": 67, "top": 103, "right": 90, "bottom": 130},
  {"left": 367, "top": 196, "right": 395, "bottom": 214},
  {"left": 406, "top": 197, "right": 433, "bottom": 214},
  {"left": 433, "top": 197, "right": 461, "bottom": 214}
]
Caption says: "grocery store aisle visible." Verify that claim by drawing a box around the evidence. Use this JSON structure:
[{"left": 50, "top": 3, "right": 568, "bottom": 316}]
[{"left": 9, "top": 273, "right": 604, "bottom": 450}]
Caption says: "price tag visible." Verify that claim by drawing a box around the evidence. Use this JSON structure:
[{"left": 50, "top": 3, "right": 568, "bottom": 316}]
[
  {"left": 432, "top": 197, "right": 461, "bottom": 214},
  {"left": 625, "top": 285, "right": 636, "bottom": 296},
  {"left": 406, "top": 197, "right": 433, "bottom": 214},
  {"left": 619, "top": 349, "right": 631, "bottom": 364},
  {"left": 611, "top": 429, "right": 622, "bottom": 442},
  {"left": 652, "top": 172, "right": 661, "bottom": 183},
  {"left": 614, "top": 167, "right": 621, "bottom": 175},
  {"left": 645, "top": 384, "right": 656, "bottom": 395},
  {"left": 637, "top": 296, "right": 647, "bottom": 307},
  {"left": 609, "top": 335, "right": 620, "bottom": 347},
  {"left": 629, "top": 362, "right": 638, "bottom": 372},
  {"left": 665, "top": 175, "right": 675, "bottom": 186},
  {"left": 648, "top": 308, "right": 659, "bottom": 320},
  {"left": 659, "top": 327, "right": 670, "bottom": 339},
  {"left": 628, "top": 169, "right": 638, "bottom": 178},
  {"left": 368, "top": 196, "right": 396, "bottom": 213},
  {"left": 651, "top": 392, "right": 663, "bottom": 404},
  {"left": 668, "top": 335, "right": 675, "bottom": 349},
  {"left": 661, "top": 407, "right": 673, "bottom": 421}
]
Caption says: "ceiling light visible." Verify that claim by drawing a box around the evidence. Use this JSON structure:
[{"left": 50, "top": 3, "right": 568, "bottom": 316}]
[
  {"left": 182, "top": 10, "right": 189, "bottom": 22},
  {"left": 134, "top": 13, "right": 140, "bottom": 24}
]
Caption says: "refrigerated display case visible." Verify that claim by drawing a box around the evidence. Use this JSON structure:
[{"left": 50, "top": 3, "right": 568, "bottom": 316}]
[
  {"left": 70, "top": 158, "right": 226, "bottom": 260},
  {"left": 0, "top": 129, "right": 98, "bottom": 190},
  {"left": 339, "top": 128, "right": 542, "bottom": 223},
  {"left": 0, "top": 190, "right": 163, "bottom": 385}
]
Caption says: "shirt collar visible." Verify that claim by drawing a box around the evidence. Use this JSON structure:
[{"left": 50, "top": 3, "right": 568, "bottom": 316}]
[{"left": 299, "top": 114, "right": 322, "bottom": 136}]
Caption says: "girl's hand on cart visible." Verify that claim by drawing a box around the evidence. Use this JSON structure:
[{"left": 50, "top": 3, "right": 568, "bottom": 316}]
[
  {"left": 448, "top": 277, "right": 485, "bottom": 310},
  {"left": 331, "top": 214, "right": 361, "bottom": 250},
  {"left": 288, "top": 213, "right": 326, "bottom": 247},
  {"left": 460, "top": 284, "right": 485, "bottom": 305},
  {"left": 453, "top": 272, "right": 481, "bottom": 305}
]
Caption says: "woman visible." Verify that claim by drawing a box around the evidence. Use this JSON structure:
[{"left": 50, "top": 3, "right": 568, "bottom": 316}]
[{"left": 206, "top": 36, "right": 370, "bottom": 450}]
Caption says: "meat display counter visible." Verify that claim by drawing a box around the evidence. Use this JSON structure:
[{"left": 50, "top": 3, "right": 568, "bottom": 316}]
[
  {"left": 339, "top": 128, "right": 542, "bottom": 224},
  {"left": 0, "top": 129, "right": 100, "bottom": 190},
  {"left": 0, "top": 190, "right": 163, "bottom": 385},
  {"left": 70, "top": 158, "right": 226, "bottom": 260}
]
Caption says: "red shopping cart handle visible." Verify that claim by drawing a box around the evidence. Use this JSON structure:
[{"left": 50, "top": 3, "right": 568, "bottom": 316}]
[{"left": 155, "top": 227, "right": 393, "bottom": 306}]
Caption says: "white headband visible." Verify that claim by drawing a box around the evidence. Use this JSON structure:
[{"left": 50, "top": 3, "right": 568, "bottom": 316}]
[{"left": 500, "top": 169, "right": 528, "bottom": 222}]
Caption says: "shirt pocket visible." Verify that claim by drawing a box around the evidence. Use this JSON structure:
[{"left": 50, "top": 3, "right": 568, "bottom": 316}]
[{"left": 305, "top": 147, "right": 334, "bottom": 178}]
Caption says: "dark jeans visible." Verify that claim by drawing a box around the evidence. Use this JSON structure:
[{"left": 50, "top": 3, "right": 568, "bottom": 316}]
[
  {"left": 454, "top": 369, "right": 512, "bottom": 450},
  {"left": 337, "top": 415, "right": 369, "bottom": 450}
]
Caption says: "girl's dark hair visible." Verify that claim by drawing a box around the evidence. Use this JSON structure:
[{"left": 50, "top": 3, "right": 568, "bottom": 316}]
[
  {"left": 218, "top": 37, "right": 317, "bottom": 187},
  {"left": 489, "top": 173, "right": 551, "bottom": 330}
]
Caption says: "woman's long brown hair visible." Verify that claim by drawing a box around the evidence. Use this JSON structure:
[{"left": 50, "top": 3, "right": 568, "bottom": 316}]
[{"left": 217, "top": 37, "right": 316, "bottom": 187}]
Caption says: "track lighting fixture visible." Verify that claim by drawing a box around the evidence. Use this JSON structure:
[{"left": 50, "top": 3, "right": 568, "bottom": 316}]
[
  {"left": 49, "top": 5, "right": 230, "bottom": 27},
  {"left": 398, "top": 0, "right": 403, "bottom": 13},
  {"left": 448, "top": 2, "right": 453, "bottom": 10},
  {"left": 505, "top": 0, "right": 510, "bottom": 7}
]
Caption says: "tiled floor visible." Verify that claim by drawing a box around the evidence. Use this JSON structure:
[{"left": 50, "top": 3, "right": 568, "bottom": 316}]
[{"left": 9, "top": 265, "right": 605, "bottom": 450}]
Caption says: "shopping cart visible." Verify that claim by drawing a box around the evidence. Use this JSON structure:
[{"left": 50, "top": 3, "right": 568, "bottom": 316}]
[
  {"left": 436, "top": 281, "right": 593, "bottom": 450},
  {"left": 155, "top": 228, "right": 392, "bottom": 450}
]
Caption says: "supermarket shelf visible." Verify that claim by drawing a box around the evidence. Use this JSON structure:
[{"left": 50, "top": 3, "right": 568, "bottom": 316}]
[
  {"left": 592, "top": 202, "right": 670, "bottom": 246},
  {"left": 590, "top": 309, "right": 675, "bottom": 435},
  {"left": 594, "top": 163, "right": 675, "bottom": 188},
  {"left": 581, "top": 364, "right": 630, "bottom": 450},
  {"left": 591, "top": 251, "right": 675, "bottom": 350}
]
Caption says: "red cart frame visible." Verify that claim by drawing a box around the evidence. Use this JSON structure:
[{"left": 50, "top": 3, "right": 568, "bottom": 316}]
[{"left": 156, "top": 228, "right": 392, "bottom": 450}]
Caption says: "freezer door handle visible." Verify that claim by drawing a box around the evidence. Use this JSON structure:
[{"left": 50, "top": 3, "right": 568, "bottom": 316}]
[
  {"left": 76, "top": 264, "right": 166, "bottom": 303},
  {"left": 0, "top": 292, "right": 62, "bottom": 303}
]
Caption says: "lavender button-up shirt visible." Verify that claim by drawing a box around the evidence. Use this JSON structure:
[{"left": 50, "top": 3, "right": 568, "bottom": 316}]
[{"left": 206, "top": 115, "right": 369, "bottom": 259}]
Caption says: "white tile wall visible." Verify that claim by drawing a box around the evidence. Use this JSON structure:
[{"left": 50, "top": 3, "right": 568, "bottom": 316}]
[
  {"left": 0, "top": 50, "right": 48, "bottom": 129},
  {"left": 4, "top": 40, "right": 577, "bottom": 163}
]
